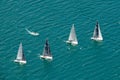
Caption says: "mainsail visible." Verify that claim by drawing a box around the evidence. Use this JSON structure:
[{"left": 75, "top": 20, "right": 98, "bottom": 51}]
[
  {"left": 16, "top": 43, "right": 23, "bottom": 60},
  {"left": 42, "top": 39, "right": 51, "bottom": 57},
  {"left": 16, "top": 43, "right": 25, "bottom": 60},
  {"left": 14, "top": 43, "right": 26, "bottom": 64},
  {"left": 68, "top": 24, "right": 78, "bottom": 43},
  {"left": 92, "top": 21, "right": 103, "bottom": 40}
]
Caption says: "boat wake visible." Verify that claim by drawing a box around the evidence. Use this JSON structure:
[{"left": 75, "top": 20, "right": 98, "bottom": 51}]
[{"left": 25, "top": 28, "right": 39, "bottom": 36}]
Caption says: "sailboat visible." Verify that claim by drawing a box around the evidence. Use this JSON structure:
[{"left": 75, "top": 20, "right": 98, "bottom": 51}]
[
  {"left": 40, "top": 39, "right": 53, "bottom": 60},
  {"left": 14, "top": 43, "right": 27, "bottom": 64},
  {"left": 91, "top": 21, "right": 103, "bottom": 41},
  {"left": 66, "top": 24, "right": 78, "bottom": 45}
]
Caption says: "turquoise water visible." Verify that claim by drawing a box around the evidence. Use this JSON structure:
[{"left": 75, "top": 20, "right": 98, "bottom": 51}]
[{"left": 0, "top": 0, "right": 120, "bottom": 80}]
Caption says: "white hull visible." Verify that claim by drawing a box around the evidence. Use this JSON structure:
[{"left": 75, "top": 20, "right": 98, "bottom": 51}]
[
  {"left": 25, "top": 28, "right": 39, "bottom": 36},
  {"left": 40, "top": 55, "right": 53, "bottom": 60},
  {"left": 66, "top": 40, "right": 78, "bottom": 45},
  {"left": 91, "top": 37, "right": 103, "bottom": 41},
  {"left": 14, "top": 59, "right": 27, "bottom": 64}
]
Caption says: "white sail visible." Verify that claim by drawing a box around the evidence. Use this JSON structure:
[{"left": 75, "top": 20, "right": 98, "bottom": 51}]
[
  {"left": 98, "top": 25, "right": 103, "bottom": 39},
  {"left": 91, "top": 22, "right": 103, "bottom": 41},
  {"left": 67, "top": 24, "right": 78, "bottom": 45},
  {"left": 14, "top": 43, "right": 26, "bottom": 64},
  {"left": 93, "top": 26, "right": 97, "bottom": 38},
  {"left": 16, "top": 43, "right": 23, "bottom": 60}
]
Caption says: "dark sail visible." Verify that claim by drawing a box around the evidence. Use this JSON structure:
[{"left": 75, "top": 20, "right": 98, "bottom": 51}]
[
  {"left": 22, "top": 52, "right": 26, "bottom": 61},
  {"left": 95, "top": 21, "right": 99, "bottom": 37},
  {"left": 91, "top": 21, "right": 103, "bottom": 41},
  {"left": 43, "top": 39, "right": 51, "bottom": 56}
]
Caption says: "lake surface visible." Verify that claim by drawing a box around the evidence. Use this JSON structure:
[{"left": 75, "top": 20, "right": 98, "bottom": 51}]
[{"left": 0, "top": 0, "right": 120, "bottom": 80}]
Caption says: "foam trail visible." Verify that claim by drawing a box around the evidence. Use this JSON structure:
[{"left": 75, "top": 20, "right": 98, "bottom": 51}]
[{"left": 25, "top": 28, "right": 39, "bottom": 36}]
